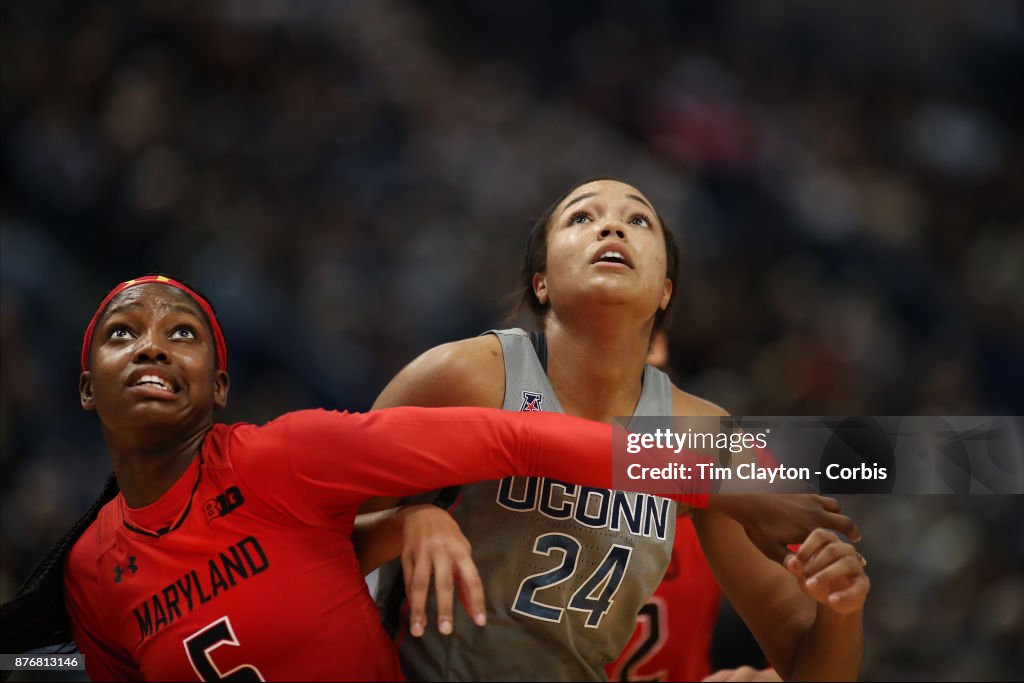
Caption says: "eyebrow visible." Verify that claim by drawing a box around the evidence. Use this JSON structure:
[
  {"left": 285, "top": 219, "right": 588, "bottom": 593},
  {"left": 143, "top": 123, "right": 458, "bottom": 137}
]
[
  {"left": 104, "top": 301, "right": 202, "bottom": 319},
  {"left": 627, "top": 194, "right": 655, "bottom": 211},
  {"left": 561, "top": 191, "right": 656, "bottom": 213},
  {"left": 562, "top": 192, "right": 596, "bottom": 211}
]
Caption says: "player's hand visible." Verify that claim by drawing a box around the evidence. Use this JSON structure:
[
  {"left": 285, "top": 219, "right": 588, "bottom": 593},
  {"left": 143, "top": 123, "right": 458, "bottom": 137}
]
[
  {"left": 784, "top": 528, "right": 870, "bottom": 615},
  {"left": 703, "top": 666, "right": 783, "bottom": 682},
  {"left": 399, "top": 504, "right": 486, "bottom": 637},
  {"left": 709, "top": 494, "right": 860, "bottom": 563}
]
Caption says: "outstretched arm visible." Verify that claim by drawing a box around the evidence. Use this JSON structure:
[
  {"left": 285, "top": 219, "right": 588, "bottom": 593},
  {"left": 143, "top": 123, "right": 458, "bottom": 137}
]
[{"left": 279, "top": 406, "right": 707, "bottom": 514}]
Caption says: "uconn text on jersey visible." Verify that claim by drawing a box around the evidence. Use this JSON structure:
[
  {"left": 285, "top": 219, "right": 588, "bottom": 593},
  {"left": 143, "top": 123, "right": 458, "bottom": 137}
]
[{"left": 496, "top": 477, "right": 671, "bottom": 540}]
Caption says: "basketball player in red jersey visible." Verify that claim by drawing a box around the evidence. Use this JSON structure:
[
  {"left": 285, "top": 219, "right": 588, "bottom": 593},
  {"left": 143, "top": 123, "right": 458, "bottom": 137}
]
[
  {"left": 361, "top": 179, "right": 869, "bottom": 681},
  {"left": 0, "top": 275, "right": 712, "bottom": 682}
]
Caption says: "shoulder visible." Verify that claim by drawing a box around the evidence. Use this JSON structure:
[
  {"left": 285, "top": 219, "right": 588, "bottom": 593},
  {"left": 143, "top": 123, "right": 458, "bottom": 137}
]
[
  {"left": 373, "top": 335, "right": 504, "bottom": 410},
  {"left": 670, "top": 384, "right": 729, "bottom": 417},
  {"left": 218, "top": 411, "right": 350, "bottom": 467}
]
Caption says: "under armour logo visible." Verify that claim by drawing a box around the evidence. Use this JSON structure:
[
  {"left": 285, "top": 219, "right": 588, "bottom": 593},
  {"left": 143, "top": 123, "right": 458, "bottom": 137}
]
[{"left": 113, "top": 556, "right": 138, "bottom": 583}]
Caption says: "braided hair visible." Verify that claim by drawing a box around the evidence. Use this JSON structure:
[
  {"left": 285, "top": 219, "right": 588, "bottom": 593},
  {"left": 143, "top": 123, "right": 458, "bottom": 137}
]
[{"left": 0, "top": 474, "right": 119, "bottom": 654}]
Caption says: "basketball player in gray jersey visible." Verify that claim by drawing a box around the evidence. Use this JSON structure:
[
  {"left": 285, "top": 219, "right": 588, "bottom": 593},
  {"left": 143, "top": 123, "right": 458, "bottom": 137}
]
[
  {"left": 361, "top": 179, "right": 869, "bottom": 681},
  {"left": 374, "top": 328, "right": 680, "bottom": 681}
]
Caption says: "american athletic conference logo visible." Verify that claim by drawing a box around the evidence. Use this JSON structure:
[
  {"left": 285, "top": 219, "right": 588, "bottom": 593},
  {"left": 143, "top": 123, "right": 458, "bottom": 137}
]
[{"left": 520, "top": 391, "right": 543, "bottom": 412}]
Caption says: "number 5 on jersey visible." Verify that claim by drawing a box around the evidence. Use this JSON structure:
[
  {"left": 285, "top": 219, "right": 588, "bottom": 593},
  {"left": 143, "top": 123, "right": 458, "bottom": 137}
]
[
  {"left": 184, "top": 616, "right": 265, "bottom": 682},
  {"left": 512, "top": 532, "right": 633, "bottom": 628}
]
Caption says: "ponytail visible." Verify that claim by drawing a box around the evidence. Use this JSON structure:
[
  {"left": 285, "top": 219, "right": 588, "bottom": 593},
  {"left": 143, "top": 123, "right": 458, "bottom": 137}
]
[{"left": 0, "top": 474, "right": 119, "bottom": 653}]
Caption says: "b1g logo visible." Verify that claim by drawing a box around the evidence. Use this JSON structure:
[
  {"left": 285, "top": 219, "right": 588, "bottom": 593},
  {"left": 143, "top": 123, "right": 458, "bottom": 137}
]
[{"left": 204, "top": 486, "right": 245, "bottom": 523}]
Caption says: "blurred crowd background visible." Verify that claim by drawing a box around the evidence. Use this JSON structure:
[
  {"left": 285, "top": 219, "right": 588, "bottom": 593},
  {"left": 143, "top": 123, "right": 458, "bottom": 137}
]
[{"left": 2, "top": 1, "right": 1021, "bottom": 680}]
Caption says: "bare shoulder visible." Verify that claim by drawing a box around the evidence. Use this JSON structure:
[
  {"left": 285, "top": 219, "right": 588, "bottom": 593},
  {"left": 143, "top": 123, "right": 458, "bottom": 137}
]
[
  {"left": 373, "top": 335, "right": 505, "bottom": 410},
  {"left": 671, "top": 384, "right": 730, "bottom": 417}
]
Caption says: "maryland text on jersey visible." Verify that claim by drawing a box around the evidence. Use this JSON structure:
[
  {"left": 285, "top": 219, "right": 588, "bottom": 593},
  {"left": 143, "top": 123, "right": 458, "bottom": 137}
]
[{"left": 131, "top": 536, "right": 269, "bottom": 643}]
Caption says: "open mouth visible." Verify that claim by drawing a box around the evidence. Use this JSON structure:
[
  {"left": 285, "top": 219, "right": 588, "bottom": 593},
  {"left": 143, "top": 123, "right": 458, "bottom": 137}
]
[
  {"left": 592, "top": 247, "right": 634, "bottom": 268},
  {"left": 128, "top": 371, "right": 179, "bottom": 394}
]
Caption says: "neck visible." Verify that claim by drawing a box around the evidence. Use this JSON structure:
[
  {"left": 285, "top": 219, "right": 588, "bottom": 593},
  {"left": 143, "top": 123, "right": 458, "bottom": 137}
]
[
  {"left": 543, "top": 311, "right": 654, "bottom": 424},
  {"left": 103, "top": 422, "right": 211, "bottom": 508}
]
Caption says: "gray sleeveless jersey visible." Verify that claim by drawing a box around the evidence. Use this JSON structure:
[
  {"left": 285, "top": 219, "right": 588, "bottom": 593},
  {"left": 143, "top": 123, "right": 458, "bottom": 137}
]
[{"left": 376, "top": 328, "right": 676, "bottom": 681}]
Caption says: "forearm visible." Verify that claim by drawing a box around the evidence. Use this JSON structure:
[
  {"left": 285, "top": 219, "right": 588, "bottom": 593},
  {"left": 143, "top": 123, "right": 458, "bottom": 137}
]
[
  {"left": 788, "top": 605, "right": 863, "bottom": 681},
  {"left": 353, "top": 508, "right": 403, "bottom": 576}
]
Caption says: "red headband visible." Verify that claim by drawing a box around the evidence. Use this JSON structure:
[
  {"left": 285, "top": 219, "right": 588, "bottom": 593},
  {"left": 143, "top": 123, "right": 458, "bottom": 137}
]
[{"left": 81, "top": 275, "right": 228, "bottom": 371}]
